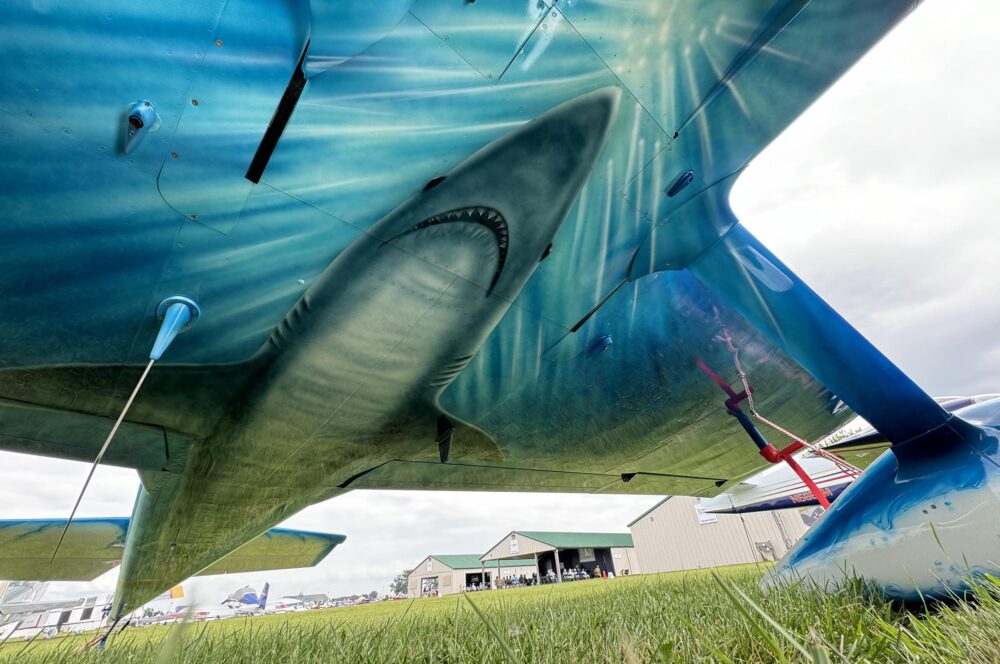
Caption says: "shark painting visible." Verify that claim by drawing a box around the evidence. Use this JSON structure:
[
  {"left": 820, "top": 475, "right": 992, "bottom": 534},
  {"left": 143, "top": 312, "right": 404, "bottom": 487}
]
[{"left": 0, "top": 0, "right": 997, "bottom": 631}]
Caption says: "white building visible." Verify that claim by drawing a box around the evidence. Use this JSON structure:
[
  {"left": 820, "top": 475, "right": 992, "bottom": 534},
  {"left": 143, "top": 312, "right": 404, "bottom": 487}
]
[
  {"left": 480, "top": 531, "right": 641, "bottom": 581},
  {"left": 406, "top": 554, "right": 536, "bottom": 598},
  {"left": 627, "top": 496, "right": 808, "bottom": 573}
]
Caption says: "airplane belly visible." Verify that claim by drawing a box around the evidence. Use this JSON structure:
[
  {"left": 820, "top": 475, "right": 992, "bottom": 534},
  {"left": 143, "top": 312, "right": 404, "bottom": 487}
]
[{"left": 107, "top": 89, "right": 622, "bottom": 616}]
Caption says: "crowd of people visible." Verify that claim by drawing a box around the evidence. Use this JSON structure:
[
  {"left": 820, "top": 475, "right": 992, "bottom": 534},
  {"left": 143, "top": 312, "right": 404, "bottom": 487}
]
[
  {"left": 543, "top": 565, "right": 613, "bottom": 583},
  {"left": 458, "top": 562, "right": 618, "bottom": 593},
  {"left": 495, "top": 573, "right": 538, "bottom": 589}
]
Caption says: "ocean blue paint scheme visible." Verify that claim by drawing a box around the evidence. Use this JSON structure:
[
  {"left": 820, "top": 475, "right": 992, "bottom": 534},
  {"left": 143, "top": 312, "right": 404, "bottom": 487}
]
[{"left": 4, "top": 0, "right": 992, "bottom": 613}]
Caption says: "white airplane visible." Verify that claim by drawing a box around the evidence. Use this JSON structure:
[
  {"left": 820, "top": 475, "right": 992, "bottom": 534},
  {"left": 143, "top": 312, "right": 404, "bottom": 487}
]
[
  {"left": 0, "top": 581, "right": 84, "bottom": 638},
  {"left": 221, "top": 583, "right": 269, "bottom": 617},
  {"left": 702, "top": 394, "right": 1000, "bottom": 514}
]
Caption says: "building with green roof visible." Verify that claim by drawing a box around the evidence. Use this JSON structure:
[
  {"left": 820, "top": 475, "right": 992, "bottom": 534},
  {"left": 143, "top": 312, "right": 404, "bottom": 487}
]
[
  {"left": 405, "top": 553, "right": 537, "bottom": 598},
  {"left": 480, "top": 531, "right": 639, "bottom": 583}
]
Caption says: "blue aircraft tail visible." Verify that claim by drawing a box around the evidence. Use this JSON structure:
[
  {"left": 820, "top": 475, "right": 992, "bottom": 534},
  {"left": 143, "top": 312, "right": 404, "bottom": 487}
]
[
  {"left": 683, "top": 221, "right": 998, "bottom": 475},
  {"left": 668, "top": 213, "right": 1000, "bottom": 599},
  {"left": 258, "top": 582, "right": 269, "bottom": 610}
]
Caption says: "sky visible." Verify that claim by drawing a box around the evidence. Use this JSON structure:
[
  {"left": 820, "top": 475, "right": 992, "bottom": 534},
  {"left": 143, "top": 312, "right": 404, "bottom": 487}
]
[{"left": 2, "top": 0, "right": 999, "bottom": 608}]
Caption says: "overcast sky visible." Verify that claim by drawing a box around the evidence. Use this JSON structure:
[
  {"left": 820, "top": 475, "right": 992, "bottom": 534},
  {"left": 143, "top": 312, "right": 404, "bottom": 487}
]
[{"left": 2, "top": 0, "right": 998, "bottom": 607}]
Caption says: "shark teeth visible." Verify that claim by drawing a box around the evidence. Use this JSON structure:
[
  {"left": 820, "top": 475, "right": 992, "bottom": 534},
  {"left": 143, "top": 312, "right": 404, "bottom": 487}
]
[{"left": 391, "top": 206, "right": 509, "bottom": 295}]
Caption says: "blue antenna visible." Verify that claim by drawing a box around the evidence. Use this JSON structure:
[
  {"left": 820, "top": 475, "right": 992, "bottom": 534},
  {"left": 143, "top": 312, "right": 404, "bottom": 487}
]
[{"left": 151, "top": 296, "right": 201, "bottom": 360}]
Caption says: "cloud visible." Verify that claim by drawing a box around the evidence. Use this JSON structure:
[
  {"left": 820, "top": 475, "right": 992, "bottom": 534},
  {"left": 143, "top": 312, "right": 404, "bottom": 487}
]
[{"left": 731, "top": 0, "right": 1000, "bottom": 396}]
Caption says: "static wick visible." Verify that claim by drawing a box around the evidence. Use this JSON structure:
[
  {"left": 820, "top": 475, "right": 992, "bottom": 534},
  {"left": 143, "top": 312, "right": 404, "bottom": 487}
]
[{"left": 50, "top": 296, "right": 200, "bottom": 563}]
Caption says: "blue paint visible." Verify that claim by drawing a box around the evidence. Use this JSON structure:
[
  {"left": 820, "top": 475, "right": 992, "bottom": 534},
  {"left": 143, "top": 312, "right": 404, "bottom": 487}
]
[
  {"left": 665, "top": 170, "right": 695, "bottom": 198},
  {"left": 150, "top": 296, "right": 200, "bottom": 361},
  {"left": 123, "top": 101, "right": 158, "bottom": 155},
  {"left": 588, "top": 335, "right": 612, "bottom": 358}
]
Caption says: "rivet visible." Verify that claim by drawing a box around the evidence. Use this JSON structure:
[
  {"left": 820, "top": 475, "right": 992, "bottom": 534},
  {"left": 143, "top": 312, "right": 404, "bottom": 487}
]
[
  {"left": 215, "top": 39, "right": 223, "bottom": 47},
  {"left": 297, "top": 279, "right": 305, "bottom": 285},
  {"left": 191, "top": 99, "right": 199, "bottom": 106},
  {"left": 170, "top": 151, "right": 179, "bottom": 159},
  {"left": 189, "top": 214, "right": 198, "bottom": 220}
]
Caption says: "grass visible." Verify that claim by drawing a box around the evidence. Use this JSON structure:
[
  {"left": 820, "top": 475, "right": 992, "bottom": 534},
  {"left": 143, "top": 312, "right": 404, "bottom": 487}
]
[{"left": 2, "top": 564, "right": 999, "bottom": 663}]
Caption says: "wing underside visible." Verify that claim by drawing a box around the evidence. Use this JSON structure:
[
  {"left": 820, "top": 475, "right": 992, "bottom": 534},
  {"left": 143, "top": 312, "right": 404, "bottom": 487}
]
[{"left": 0, "top": 1, "right": 920, "bottom": 496}]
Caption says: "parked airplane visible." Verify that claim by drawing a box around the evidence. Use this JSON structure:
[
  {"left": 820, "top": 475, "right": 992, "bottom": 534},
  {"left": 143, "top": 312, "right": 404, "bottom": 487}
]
[
  {"left": 222, "top": 583, "right": 269, "bottom": 616},
  {"left": 0, "top": 2, "right": 997, "bottom": 641},
  {"left": 0, "top": 582, "right": 81, "bottom": 629},
  {"left": 704, "top": 395, "right": 1000, "bottom": 514},
  {"left": 0, "top": 581, "right": 85, "bottom": 643}
]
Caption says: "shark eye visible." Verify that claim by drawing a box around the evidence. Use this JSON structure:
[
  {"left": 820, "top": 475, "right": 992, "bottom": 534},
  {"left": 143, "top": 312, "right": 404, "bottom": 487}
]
[{"left": 422, "top": 176, "right": 447, "bottom": 191}]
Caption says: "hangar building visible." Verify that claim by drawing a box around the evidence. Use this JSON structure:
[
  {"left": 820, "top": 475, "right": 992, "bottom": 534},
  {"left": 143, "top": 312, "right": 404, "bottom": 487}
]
[
  {"left": 407, "top": 554, "right": 536, "bottom": 598},
  {"left": 628, "top": 496, "right": 807, "bottom": 573},
  {"left": 480, "top": 531, "right": 641, "bottom": 581}
]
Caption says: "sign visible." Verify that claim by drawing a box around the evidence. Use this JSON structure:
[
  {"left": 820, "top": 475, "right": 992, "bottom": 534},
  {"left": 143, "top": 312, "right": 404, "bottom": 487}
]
[
  {"left": 579, "top": 547, "right": 596, "bottom": 563},
  {"left": 509, "top": 535, "right": 519, "bottom": 554},
  {"left": 694, "top": 499, "right": 718, "bottom": 525}
]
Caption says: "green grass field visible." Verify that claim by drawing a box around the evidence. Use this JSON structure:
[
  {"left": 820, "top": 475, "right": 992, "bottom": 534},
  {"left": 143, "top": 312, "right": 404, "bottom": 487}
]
[{"left": 3, "top": 564, "right": 999, "bottom": 663}]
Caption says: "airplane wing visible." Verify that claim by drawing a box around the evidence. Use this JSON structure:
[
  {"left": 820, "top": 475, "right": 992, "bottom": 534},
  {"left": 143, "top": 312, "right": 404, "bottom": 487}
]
[
  {"left": 0, "top": 518, "right": 129, "bottom": 582},
  {"left": 0, "top": 518, "right": 343, "bottom": 582},
  {"left": 196, "top": 528, "right": 345, "bottom": 576},
  {"left": 0, "top": 598, "right": 82, "bottom": 618},
  {"left": 0, "top": 0, "right": 935, "bottom": 614},
  {"left": 0, "top": 0, "right": 918, "bottom": 497}
]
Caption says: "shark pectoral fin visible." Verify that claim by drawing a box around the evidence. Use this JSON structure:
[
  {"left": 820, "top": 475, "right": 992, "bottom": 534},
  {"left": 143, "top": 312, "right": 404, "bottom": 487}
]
[
  {"left": 432, "top": 409, "right": 503, "bottom": 464},
  {"left": 0, "top": 359, "right": 264, "bottom": 470}
]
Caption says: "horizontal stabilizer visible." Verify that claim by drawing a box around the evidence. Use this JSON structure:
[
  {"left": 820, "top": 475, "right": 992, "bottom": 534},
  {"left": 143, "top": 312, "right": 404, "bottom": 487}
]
[
  {"left": 0, "top": 518, "right": 344, "bottom": 581},
  {"left": 0, "top": 518, "right": 129, "bottom": 582},
  {"left": 196, "top": 528, "right": 346, "bottom": 576}
]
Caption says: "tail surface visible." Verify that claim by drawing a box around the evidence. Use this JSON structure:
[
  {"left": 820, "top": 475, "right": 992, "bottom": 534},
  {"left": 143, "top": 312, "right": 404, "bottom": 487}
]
[{"left": 661, "top": 206, "right": 1000, "bottom": 598}]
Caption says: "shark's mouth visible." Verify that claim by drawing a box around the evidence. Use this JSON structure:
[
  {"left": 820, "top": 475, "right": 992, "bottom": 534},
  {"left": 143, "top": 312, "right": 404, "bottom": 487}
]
[{"left": 389, "top": 207, "right": 509, "bottom": 294}]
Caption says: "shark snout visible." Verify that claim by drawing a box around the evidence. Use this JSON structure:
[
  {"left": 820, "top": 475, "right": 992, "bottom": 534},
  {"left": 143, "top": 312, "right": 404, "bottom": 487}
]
[{"left": 376, "top": 87, "right": 621, "bottom": 298}]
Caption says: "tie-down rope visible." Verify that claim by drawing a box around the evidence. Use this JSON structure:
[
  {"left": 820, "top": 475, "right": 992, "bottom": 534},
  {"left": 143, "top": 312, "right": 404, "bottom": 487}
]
[{"left": 710, "top": 307, "right": 862, "bottom": 481}]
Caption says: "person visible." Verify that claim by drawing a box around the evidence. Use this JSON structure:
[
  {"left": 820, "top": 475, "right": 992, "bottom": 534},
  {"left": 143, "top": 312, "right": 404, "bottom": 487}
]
[{"left": 593, "top": 566, "right": 601, "bottom": 578}]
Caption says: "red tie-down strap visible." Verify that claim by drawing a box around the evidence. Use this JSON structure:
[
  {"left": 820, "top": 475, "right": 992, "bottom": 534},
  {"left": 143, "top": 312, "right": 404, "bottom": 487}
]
[
  {"left": 697, "top": 359, "right": 833, "bottom": 509},
  {"left": 761, "top": 441, "right": 831, "bottom": 509}
]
